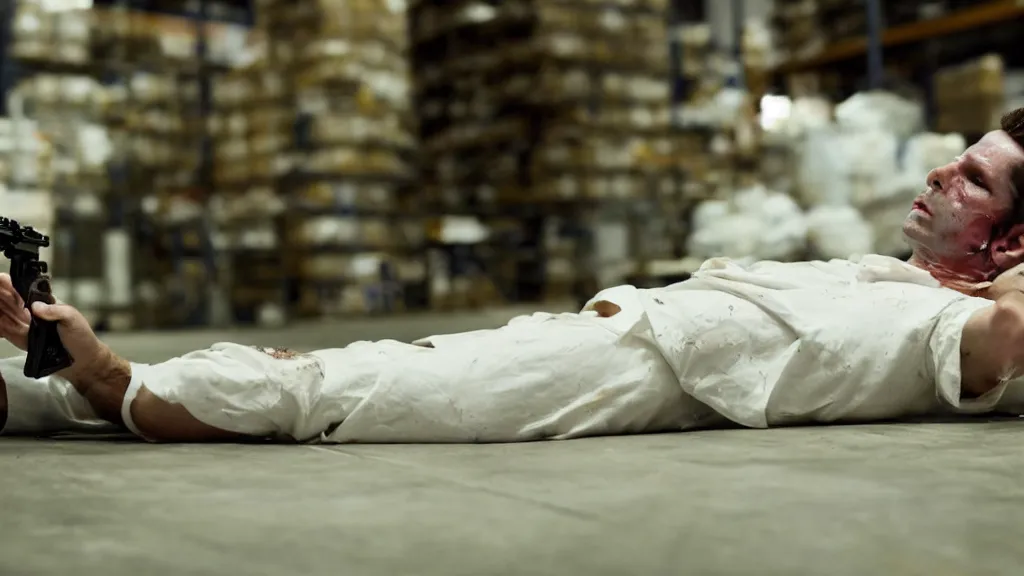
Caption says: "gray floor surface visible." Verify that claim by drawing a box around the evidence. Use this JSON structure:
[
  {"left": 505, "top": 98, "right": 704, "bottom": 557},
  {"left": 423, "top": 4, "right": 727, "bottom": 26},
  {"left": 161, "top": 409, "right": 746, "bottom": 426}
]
[{"left": 1, "top": 306, "right": 1023, "bottom": 575}]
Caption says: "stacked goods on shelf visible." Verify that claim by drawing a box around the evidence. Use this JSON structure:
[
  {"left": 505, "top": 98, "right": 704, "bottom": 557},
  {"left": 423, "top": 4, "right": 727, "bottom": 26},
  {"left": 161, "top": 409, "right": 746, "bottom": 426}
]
[
  {"left": 771, "top": 0, "right": 824, "bottom": 62},
  {"left": 209, "top": 62, "right": 291, "bottom": 325},
  {"left": 742, "top": 19, "right": 774, "bottom": 100},
  {"left": 7, "top": 75, "right": 113, "bottom": 327},
  {"left": 883, "top": 0, "right": 978, "bottom": 27},
  {"left": 9, "top": 0, "right": 92, "bottom": 66},
  {"left": 255, "top": 0, "right": 425, "bottom": 318},
  {"left": 7, "top": 0, "right": 248, "bottom": 329},
  {"left": 8, "top": 2, "right": 107, "bottom": 323},
  {"left": 933, "top": 54, "right": 1013, "bottom": 135},
  {"left": 88, "top": 3, "right": 250, "bottom": 70},
  {"left": 90, "top": 5, "right": 249, "bottom": 328},
  {"left": 412, "top": 0, "right": 682, "bottom": 305},
  {"left": 0, "top": 118, "right": 56, "bottom": 269},
  {"left": 115, "top": 71, "right": 211, "bottom": 329},
  {"left": 770, "top": 0, "right": 867, "bottom": 62}
]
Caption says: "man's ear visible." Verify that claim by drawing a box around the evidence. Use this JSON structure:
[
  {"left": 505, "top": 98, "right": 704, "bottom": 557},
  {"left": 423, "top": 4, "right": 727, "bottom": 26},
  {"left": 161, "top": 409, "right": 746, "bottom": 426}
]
[{"left": 991, "top": 222, "right": 1024, "bottom": 269}]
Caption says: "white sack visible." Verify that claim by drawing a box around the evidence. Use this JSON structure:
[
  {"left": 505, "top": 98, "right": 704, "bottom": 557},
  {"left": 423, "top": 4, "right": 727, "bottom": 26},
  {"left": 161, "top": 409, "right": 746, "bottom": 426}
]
[{"left": 805, "top": 205, "right": 874, "bottom": 259}]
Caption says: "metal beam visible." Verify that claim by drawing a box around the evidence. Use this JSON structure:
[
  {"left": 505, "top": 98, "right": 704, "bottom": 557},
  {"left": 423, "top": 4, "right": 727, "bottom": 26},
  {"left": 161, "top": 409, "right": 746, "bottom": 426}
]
[{"left": 865, "top": 0, "right": 885, "bottom": 89}]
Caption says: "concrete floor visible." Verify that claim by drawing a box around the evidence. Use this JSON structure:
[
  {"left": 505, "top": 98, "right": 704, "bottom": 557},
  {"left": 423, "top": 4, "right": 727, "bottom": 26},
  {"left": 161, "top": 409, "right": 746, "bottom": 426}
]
[{"left": 1, "top": 306, "right": 1024, "bottom": 575}]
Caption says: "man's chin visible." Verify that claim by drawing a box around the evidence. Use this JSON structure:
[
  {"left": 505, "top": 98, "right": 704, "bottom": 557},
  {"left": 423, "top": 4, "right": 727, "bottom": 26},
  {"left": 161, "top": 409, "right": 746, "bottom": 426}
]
[{"left": 902, "top": 218, "right": 928, "bottom": 244}]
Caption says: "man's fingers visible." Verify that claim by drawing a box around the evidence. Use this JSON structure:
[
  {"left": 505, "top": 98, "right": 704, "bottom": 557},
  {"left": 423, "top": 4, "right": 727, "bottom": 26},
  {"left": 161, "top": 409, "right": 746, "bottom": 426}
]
[
  {"left": 0, "top": 295, "right": 25, "bottom": 322},
  {"left": 0, "top": 315, "right": 27, "bottom": 338},
  {"left": 0, "top": 314, "right": 29, "bottom": 350},
  {"left": 0, "top": 275, "right": 20, "bottom": 304},
  {"left": 0, "top": 286, "right": 23, "bottom": 308}
]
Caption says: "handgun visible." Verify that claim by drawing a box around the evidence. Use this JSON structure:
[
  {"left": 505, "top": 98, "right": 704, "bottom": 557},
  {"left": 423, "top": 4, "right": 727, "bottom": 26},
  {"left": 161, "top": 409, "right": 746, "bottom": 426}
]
[{"left": 0, "top": 217, "right": 72, "bottom": 378}]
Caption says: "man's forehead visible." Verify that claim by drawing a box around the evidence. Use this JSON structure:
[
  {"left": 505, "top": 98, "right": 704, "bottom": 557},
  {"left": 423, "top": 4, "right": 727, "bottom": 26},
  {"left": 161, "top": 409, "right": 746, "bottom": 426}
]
[{"left": 973, "top": 130, "right": 1024, "bottom": 158}]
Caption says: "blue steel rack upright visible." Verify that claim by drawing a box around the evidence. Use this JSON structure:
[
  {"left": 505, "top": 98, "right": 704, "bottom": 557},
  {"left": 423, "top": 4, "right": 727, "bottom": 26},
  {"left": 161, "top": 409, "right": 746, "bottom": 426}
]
[{"left": 0, "top": 2, "right": 14, "bottom": 117}]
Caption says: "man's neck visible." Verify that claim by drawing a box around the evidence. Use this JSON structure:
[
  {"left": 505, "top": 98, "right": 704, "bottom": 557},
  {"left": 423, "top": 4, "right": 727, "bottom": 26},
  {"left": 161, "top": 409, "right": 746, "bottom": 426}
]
[{"left": 908, "top": 253, "right": 994, "bottom": 295}]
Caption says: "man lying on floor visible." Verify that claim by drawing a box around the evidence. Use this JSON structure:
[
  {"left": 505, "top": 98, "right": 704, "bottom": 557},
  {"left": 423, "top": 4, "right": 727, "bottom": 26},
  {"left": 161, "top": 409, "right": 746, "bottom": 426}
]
[{"left": 6, "top": 112, "right": 1024, "bottom": 443}]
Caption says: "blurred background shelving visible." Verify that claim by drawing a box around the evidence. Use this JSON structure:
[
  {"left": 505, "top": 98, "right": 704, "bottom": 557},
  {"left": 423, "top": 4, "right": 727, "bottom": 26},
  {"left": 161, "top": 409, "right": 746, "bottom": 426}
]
[{"left": 0, "top": 0, "right": 1023, "bottom": 330}]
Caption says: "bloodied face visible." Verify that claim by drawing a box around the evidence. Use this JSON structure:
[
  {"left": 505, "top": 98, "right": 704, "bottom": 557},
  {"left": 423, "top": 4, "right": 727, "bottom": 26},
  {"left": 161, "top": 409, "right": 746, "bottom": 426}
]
[{"left": 905, "top": 130, "right": 1024, "bottom": 285}]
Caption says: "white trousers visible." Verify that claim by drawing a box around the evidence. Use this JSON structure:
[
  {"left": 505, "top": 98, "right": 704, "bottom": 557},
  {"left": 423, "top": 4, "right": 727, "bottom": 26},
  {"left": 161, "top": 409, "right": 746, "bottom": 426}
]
[{"left": 1, "top": 312, "right": 704, "bottom": 442}]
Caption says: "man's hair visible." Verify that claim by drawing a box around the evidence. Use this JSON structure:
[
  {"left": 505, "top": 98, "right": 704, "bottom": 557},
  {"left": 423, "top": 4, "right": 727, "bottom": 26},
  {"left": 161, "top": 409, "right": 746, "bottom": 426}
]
[
  {"left": 1002, "top": 107, "right": 1024, "bottom": 148},
  {"left": 1002, "top": 108, "right": 1024, "bottom": 203}
]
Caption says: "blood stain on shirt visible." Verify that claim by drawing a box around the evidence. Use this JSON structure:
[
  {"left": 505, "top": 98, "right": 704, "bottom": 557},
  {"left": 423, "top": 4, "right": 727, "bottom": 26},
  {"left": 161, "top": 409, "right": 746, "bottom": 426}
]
[{"left": 253, "top": 346, "right": 303, "bottom": 360}]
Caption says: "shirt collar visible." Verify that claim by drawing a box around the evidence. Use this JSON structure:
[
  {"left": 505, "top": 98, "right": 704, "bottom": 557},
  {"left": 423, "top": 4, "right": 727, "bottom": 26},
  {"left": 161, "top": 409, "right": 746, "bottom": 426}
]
[{"left": 852, "top": 254, "right": 942, "bottom": 288}]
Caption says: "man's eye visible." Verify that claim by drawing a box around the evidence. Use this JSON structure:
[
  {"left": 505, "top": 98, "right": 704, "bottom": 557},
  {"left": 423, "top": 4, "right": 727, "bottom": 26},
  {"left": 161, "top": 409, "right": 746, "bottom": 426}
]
[{"left": 971, "top": 176, "right": 988, "bottom": 190}]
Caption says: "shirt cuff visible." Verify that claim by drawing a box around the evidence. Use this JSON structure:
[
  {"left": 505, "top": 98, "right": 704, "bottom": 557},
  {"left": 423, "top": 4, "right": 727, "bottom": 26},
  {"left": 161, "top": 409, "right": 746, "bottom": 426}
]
[
  {"left": 0, "top": 356, "right": 38, "bottom": 434},
  {"left": 0, "top": 355, "right": 109, "bottom": 435},
  {"left": 931, "top": 296, "right": 1006, "bottom": 413},
  {"left": 121, "top": 362, "right": 157, "bottom": 442}
]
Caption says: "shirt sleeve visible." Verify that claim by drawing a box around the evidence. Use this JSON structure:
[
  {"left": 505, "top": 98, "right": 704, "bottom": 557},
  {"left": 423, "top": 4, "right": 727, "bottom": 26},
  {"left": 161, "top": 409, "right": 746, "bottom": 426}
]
[
  {"left": 929, "top": 296, "right": 1010, "bottom": 413},
  {"left": 0, "top": 355, "right": 119, "bottom": 436}
]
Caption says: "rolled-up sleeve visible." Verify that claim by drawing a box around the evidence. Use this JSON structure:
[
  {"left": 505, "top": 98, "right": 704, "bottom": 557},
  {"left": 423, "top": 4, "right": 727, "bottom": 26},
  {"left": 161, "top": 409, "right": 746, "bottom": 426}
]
[
  {"left": 0, "top": 355, "right": 120, "bottom": 436},
  {"left": 929, "top": 296, "right": 1008, "bottom": 413}
]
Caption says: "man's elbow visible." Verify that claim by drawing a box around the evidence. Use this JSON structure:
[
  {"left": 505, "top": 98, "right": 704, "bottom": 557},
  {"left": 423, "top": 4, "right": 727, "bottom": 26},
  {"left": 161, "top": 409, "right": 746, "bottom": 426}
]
[{"left": 962, "top": 293, "right": 1024, "bottom": 397}]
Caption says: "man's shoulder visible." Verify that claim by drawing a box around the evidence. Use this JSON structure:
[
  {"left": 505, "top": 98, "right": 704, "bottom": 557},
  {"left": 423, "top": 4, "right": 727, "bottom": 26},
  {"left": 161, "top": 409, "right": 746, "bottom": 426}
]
[{"left": 685, "top": 254, "right": 940, "bottom": 291}]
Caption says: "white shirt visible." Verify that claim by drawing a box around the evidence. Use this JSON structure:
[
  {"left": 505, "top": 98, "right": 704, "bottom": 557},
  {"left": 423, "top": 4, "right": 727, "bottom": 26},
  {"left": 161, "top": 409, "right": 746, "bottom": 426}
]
[{"left": 586, "top": 255, "right": 1014, "bottom": 427}]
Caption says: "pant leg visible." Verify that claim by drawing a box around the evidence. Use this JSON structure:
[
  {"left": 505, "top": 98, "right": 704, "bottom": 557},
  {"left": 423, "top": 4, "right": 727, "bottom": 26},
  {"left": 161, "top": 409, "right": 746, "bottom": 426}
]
[
  {"left": 0, "top": 355, "right": 118, "bottom": 436},
  {"left": 134, "top": 312, "right": 699, "bottom": 443},
  {"left": 318, "top": 311, "right": 696, "bottom": 443}
]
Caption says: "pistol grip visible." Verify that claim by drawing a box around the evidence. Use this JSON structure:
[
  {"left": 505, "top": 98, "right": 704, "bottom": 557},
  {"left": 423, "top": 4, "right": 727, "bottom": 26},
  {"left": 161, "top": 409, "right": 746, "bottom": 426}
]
[{"left": 23, "top": 277, "right": 72, "bottom": 378}]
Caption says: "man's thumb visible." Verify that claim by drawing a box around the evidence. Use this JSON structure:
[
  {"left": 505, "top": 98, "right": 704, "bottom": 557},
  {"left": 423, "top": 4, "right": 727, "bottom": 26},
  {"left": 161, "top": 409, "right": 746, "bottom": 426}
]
[{"left": 30, "top": 302, "right": 74, "bottom": 323}]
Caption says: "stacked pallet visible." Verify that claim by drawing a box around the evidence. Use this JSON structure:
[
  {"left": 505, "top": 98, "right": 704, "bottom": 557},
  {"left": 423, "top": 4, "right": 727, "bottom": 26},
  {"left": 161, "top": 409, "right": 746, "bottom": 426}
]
[
  {"left": 883, "top": 0, "right": 979, "bottom": 27},
  {"left": 411, "top": 0, "right": 687, "bottom": 305},
  {"left": 7, "top": 0, "right": 249, "bottom": 329},
  {"left": 252, "top": 0, "right": 425, "bottom": 319},
  {"left": 209, "top": 61, "right": 292, "bottom": 325},
  {"left": 8, "top": 74, "right": 114, "bottom": 327},
  {"left": 7, "top": 1, "right": 114, "bottom": 326},
  {"left": 0, "top": 118, "right": 57, "bottom": 284},
  {"left": 933, "top": 54, "right": 1009, "bottom": 135},
  {"left": 771, "top": 0, "right": 864, "bottom": 62}
]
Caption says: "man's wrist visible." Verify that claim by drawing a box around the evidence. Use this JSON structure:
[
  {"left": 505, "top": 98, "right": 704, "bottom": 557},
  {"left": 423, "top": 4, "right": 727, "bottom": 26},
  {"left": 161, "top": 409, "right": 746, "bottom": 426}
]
[{"left": 66, "top": 346, "right": 133, "bottom": 425}]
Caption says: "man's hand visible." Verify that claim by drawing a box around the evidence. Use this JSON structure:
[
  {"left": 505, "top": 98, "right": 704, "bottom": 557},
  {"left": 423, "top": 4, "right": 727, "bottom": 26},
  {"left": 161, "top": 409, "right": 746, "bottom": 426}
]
[
  {"left": 0, "top": 273, "right": 31, "bottom": 351},
  {"left": 0, "top": 272, "right": 112, "bottom": 380},
  {"left": 29, "top": 301, "right": 113, "bottom": 380},
  {"left": 979, "top": 262, "right": 1024, "bottom": 301}
]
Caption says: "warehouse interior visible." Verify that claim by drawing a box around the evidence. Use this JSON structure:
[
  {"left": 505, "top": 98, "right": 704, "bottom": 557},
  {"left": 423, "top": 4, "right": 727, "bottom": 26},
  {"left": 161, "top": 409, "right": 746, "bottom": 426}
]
[{"left": 4, "top": 0, "right": 1024, "bottom": 573}]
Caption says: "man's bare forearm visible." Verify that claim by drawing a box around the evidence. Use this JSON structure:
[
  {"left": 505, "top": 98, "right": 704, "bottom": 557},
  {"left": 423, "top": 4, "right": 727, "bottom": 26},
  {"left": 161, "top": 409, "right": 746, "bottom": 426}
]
[{"left": 65, "top": 347, "right": 132, "bottom": 426}]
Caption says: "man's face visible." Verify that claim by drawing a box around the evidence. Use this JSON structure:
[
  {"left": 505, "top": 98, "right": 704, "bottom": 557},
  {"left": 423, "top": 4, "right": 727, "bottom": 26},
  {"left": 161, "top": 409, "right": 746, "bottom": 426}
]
[{"left": 904, "top": 130, "right": 1024, "bottom": 279}]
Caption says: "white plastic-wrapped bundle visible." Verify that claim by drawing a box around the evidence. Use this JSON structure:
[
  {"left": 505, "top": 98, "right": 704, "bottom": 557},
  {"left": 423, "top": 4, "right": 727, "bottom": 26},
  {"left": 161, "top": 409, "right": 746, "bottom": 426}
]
[
  {"left": 687, "top": 187, "right": 807, "bottom": 261},
  {"left": 861, "top": 195, "right": 914, "bottom": 257},
  {"left": 796, "top": 127, "right": 851, "bottom": 207},
  {"left": 835, "top": 91, "right": 924, "bottom": 140},
  {"left": 690, "top": 199, "right": 731, "bottom": 231},
  {"left": 797, "top": 127, "right": 901, "bottom": 208},
  {"left": 805, "top": 205, "right": 874, "bottom": 260},
  {"left": 776, "top": 96, "right": 833, "bottom": 140},
  {"left": 756, "top": 192, "right": 808, "bottom": 260},
  {"left": 687, "top": 212, "right": 765, "bottom": 260},
  {"left": 901, "top": 132, "right": 966, "bottom": 183}
]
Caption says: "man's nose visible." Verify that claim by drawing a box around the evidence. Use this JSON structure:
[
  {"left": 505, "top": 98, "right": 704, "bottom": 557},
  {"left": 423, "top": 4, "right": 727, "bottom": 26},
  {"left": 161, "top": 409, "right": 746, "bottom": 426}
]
[{"left": 927, "top": 163, "right": 954, "bottom": 192}]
